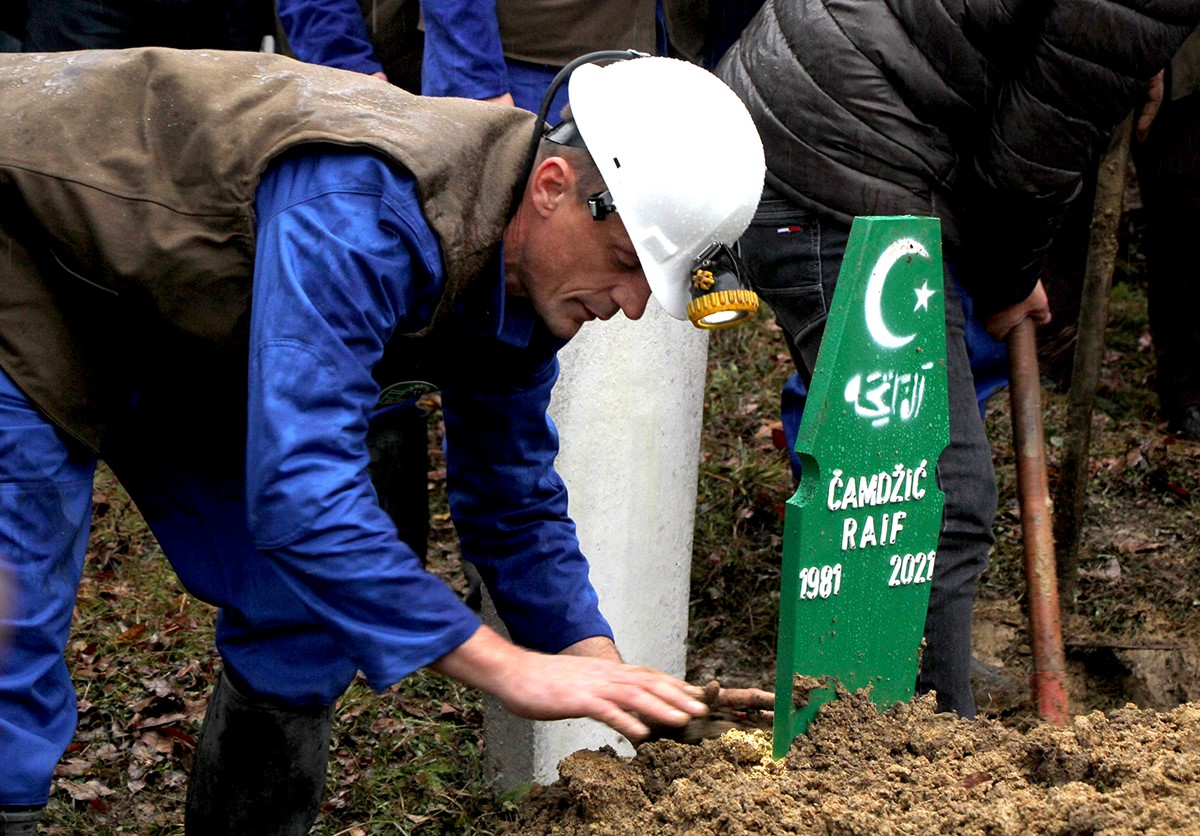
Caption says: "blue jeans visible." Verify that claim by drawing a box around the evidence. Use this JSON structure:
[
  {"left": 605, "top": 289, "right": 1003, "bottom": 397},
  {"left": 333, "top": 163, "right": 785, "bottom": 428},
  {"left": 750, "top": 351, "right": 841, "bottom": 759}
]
[
  {"left": 0, "top": 367, "right": 356, "bottom": 806},
  {"left": 740, "top": 192, "right": 997, "bottom": 716}
]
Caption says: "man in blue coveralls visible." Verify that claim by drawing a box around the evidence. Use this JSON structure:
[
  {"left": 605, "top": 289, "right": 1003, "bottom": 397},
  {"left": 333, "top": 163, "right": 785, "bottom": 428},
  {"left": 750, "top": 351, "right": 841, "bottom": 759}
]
[{"left": 0, "top": 48, "right": 765, "bottom": 834}]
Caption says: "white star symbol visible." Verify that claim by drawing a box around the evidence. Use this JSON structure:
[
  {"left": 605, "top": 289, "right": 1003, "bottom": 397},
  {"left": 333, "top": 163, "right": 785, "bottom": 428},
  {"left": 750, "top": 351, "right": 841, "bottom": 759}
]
[{"left": 913, "top": 281, "right": 936, "bottom": 312}]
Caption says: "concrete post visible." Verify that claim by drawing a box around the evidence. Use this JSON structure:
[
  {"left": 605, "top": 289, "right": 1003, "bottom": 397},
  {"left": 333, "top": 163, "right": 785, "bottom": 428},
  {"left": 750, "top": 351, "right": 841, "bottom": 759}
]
[{"left": 482, "top": 302, "right": 709, "bottom": 789}]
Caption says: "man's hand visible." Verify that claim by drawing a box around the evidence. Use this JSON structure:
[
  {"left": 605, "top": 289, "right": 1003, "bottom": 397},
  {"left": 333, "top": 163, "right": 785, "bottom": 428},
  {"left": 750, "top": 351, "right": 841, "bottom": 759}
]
[
  {"left": 983, "top": 280, "right": 1051, "bottom": 342},
  {"left": 484, "top": 92, "right": 515, "bottom": 108},
  {"left": 430, "top": 626, "right": 708, "bottom": 741},
  {"left": 1136, "top": 70, "right": 1165, "bottom": 143}
]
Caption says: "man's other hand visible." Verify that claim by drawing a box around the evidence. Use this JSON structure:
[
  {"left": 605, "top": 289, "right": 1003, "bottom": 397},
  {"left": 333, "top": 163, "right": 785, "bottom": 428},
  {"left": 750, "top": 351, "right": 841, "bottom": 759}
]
[
  {"left": 484, "top": 92, "right": 515, "bottom": 107},
  {"left": 984, "top": 280, "right": 1051, "bottom": 342},
  {"left": 1136, "top": 70, "right": 1166, "bottom": 143}
]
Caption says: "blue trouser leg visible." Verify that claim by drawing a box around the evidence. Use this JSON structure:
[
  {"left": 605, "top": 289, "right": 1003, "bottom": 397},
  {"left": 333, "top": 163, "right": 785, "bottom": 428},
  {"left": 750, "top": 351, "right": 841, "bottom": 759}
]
[
  {"left": 0, "top": 363, "right": 354, "bottom": 814},
  {"left": 101, "top": 390, "right": 359, "bottom": 708},
  {"left": 504, "top": 59, "right": 562, "bottom": 117},
  {"left": 99, "top": 388, "right": 352, "bottom": 832},
  {"left": 0, "top": 368, "right": 96, "bottom": 807},
  {"left": 780, "top": 373, "right": 808, "bottom": 481},
  {"left": 740, "top": 196, "right": 996, "bottom": 716},
  {"left": 108, "top": 458, "right": 360, "bottom": 706}
]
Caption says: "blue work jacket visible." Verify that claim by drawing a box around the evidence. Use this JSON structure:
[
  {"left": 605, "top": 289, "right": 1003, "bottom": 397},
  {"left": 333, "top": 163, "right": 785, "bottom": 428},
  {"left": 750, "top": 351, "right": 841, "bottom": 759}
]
[{"left": 248, "top": 147, "right": 612, "bottom": 689}]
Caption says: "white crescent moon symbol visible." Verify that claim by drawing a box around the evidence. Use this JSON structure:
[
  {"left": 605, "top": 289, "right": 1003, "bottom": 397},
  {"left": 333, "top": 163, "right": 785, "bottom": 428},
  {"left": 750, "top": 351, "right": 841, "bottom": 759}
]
[{"left": 865, "top": 237, "right": 930, "bottom": 349}]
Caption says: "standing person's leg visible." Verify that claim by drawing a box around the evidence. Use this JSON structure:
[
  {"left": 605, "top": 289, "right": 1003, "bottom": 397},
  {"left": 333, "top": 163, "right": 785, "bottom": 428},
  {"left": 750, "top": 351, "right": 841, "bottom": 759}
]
[
  {"left": 103, "top": 389, "right": 358, "bottom": 836},
  {"left": 1135, "top": 92, "right": 1200, "bottom": 438},
  {"left": 506, "top": 59, "right": 564, "bottom": 115},
  {"left": 0, "top": 367, "right": 96, "bottom": 835},
  {"left": 737, "top": 194, "right": 839, "bottom": 384},
  {"left": 915, "top": 271, "right": 996, "bottom": 717},
  {"left": 739, "top": 193, "right": 995, "bottom": 716}
]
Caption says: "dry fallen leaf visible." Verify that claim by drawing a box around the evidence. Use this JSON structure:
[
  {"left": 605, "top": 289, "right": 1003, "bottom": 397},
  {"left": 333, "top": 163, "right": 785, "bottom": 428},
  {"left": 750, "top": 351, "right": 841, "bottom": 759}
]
[
  {"left": 1112, "top": 536, "right": 1163, "bottom": 555},
  {"left": 60, "top": 779, "right": 115, "bottom": 801}
]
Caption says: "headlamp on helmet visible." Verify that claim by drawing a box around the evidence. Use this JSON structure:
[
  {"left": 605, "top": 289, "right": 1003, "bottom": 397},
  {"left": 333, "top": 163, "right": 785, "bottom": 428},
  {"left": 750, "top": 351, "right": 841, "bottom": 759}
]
[{"left": 686, "top": 243, "right": 758, "bottom": 329}]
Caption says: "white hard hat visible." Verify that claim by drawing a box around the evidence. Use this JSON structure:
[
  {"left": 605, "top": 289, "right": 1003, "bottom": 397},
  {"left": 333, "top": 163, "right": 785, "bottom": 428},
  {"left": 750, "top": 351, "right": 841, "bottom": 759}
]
[{"left": 567, "top": 57, "right": 766, "bottom": 322}]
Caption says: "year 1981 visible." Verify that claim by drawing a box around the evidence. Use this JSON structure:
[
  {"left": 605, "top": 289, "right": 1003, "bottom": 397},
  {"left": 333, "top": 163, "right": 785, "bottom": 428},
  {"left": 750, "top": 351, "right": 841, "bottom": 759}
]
[{"left": 798, "top": 563, "right": 843, "bottom": 600}]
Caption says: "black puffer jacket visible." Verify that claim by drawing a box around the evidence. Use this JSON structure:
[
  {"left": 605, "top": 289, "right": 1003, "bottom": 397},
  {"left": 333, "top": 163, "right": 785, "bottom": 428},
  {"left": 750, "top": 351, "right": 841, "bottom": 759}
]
[{"left": 717, "top": 0, "right": 1200, "bottom": 311}]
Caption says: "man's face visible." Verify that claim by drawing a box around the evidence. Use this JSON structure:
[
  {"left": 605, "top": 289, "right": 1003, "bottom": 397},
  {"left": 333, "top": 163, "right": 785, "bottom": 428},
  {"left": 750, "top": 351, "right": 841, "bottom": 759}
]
[{"left": 506, "top": 159, "right": 653, "bottom": 340}]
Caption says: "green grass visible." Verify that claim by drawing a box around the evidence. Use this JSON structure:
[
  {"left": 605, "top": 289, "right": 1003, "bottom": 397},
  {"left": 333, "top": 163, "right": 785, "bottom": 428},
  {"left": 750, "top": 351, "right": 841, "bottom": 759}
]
[{"left": 315, "top": 675, "right": 516, "bottom": 835}]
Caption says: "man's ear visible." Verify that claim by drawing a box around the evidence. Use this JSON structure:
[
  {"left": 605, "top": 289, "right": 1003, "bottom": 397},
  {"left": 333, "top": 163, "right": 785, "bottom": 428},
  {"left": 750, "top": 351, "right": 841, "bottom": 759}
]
[{"left": 529, "top": 156, "right": 575, "bottom": 217}]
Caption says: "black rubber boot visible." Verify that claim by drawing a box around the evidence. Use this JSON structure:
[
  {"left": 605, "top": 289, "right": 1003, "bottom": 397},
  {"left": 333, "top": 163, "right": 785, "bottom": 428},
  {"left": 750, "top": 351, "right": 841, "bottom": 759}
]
[
  {"left": 1174, "top": 404, "right": 1200, "bottom": 441},
  {"left": 185, "top": 671, "right": 333, "bottom": 836},
  {"left": 0, "top": 807, "right": 43, "bottom": 836}
]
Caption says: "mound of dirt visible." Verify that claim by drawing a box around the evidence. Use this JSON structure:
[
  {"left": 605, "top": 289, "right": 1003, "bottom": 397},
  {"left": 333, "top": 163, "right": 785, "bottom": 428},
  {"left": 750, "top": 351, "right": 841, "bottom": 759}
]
[{"left": 511, "top": 691, "right": 1200, "bottom": 835}]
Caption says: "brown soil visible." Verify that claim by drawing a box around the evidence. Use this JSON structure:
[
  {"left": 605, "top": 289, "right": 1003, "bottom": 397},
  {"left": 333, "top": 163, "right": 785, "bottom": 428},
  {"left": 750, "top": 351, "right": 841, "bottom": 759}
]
[
  {"left": 511, "top": 212, "right": 1200, "bottom": 833},
  {"left": 513, "top": 693, "right": 1200, "bottom": 835}
]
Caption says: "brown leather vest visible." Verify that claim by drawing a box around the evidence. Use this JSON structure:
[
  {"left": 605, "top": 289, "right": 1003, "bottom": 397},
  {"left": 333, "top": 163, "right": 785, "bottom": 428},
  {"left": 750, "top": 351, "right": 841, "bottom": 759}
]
[{"left": 0, "top": 48, "right": 535, "bottom": 451}]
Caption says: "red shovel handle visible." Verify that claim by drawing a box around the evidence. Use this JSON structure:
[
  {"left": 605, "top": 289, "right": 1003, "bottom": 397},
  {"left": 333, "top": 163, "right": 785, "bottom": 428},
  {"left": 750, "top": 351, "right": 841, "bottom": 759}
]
[{"left": 1006, "top": 317, "right": 1070, "bottom": 725}]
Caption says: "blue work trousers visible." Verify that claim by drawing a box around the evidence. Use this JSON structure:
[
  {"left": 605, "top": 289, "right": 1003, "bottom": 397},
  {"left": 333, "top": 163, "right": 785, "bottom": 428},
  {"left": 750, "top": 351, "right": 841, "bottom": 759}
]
[{"left": 0, "top": 368, "right": 356, "bottom": 807}]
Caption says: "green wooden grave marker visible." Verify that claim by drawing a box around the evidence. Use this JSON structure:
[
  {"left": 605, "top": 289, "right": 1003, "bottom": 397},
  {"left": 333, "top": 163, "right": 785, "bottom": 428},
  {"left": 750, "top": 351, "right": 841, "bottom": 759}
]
[{"left": 772, "top": 216, "right": 949, "bottom": 759}]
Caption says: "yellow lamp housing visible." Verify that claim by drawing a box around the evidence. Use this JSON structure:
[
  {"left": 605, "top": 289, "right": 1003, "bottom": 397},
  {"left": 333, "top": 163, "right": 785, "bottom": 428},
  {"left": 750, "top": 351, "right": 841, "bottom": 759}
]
[
  {"left": 687, "top": 288, "right": 759, "bottom": 329},
  {"left": 685, "top": 243, "right": 759, "bottom": 329}
]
